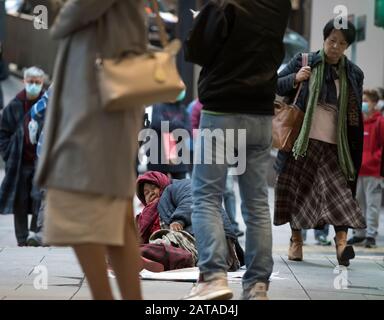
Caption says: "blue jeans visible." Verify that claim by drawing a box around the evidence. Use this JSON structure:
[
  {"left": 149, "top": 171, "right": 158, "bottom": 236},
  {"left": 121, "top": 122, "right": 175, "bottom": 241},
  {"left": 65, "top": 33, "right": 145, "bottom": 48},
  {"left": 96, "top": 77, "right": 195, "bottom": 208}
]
[
  {"left": 224, "top": 173, "right": 240, "bottom": 232},
  {"left": 192, "top": 113, "right": 273, "bottom": 290}
]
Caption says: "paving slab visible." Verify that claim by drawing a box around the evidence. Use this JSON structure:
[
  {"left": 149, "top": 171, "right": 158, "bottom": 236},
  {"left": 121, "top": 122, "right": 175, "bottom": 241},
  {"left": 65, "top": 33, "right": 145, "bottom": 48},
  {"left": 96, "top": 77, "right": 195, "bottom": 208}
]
[
  {"left": 70, "top": 287, "right": 92, "bottom": 300},
  {"left": 306, "top": 290, "right": 368, "bottom": 300},
  {"left": 268, "top": 288, "right": 309, "bottom": 300},
  {"left": 363, "top": 293, "right": 384, "bottom": 300},
  {"left": 3, "top": 284, "right": 78, "bottom": 300},
  {"left": 0, "top": 180, "right": 383, "bottom": 300}
]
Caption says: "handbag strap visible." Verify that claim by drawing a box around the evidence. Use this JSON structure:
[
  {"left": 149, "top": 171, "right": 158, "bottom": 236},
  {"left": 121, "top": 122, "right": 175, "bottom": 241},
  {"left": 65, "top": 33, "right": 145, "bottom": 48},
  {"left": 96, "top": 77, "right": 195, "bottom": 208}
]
[
  {"left": 150, "top": 0, "right": 169, "bottom": 48},
  {"left": 292, "top": 53, "right": 309, "bottom": 105}
]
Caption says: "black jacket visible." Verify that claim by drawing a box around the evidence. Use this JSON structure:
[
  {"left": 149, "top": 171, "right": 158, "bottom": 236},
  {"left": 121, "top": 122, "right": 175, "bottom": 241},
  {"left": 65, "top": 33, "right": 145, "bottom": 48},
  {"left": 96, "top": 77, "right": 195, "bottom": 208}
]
[
  {"left": 0, "top": 91, "right": 37, "bottom": 213},
  {"left": 184, "top": 0, "right": 291, "bottom": 114}
]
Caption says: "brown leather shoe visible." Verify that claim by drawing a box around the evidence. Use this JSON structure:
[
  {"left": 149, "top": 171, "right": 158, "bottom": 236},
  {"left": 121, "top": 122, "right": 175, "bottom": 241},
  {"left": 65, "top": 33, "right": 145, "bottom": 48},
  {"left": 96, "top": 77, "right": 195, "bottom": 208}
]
[
  {"left": 288, "top": 230, "right": 303, "bottom": 261},
  {"left": 334, "top": 231, "right": 355, "bottom": 267}
]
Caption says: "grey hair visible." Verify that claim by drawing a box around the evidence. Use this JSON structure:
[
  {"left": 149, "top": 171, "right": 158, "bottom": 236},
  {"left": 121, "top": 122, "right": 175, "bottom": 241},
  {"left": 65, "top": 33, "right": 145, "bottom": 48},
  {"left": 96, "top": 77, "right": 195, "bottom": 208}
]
[{"left": 24, "top": 66, "right": 45, "bottom": 80}]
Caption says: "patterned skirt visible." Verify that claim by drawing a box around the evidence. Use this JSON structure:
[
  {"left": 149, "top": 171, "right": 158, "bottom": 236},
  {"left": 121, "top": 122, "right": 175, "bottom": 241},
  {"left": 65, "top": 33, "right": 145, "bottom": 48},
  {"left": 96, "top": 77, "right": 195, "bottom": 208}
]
[{"left": 274, "top": 139, "right": 366, "bottom": 230}]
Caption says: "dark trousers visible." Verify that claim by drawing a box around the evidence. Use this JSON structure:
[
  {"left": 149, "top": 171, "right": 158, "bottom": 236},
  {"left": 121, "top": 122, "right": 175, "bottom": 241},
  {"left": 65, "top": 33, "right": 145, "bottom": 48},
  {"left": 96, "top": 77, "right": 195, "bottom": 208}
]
[
  {"left": 13, "top": 165, "right": 41, "bottom": 245},
  {"left": 36, "top": 190, "right": 45, "bottom": 233}
]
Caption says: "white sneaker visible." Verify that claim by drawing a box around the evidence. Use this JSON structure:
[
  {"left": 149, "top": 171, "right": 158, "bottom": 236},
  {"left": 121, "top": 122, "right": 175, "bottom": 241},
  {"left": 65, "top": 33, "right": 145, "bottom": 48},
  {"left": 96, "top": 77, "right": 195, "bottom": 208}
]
[{"left": 183, "top": 277, "right": 233, "bottom": 300}]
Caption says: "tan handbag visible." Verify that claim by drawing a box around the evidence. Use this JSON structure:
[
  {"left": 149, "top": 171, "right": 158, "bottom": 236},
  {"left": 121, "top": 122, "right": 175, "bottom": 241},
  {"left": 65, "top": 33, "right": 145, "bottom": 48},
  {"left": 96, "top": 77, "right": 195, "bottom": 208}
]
[
  {"left": 96, "top": 0, "right": 185, "bottom": 112},
  {"left": 272, "top": 53, "right": 308, "bottom": 152}
]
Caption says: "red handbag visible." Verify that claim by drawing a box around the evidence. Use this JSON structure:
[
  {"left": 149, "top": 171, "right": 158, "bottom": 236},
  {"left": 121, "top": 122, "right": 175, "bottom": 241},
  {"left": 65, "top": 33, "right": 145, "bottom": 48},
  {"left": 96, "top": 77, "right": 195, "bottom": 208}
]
[{"left": 272, "top": 53, "right": 308, "bottom": 152}]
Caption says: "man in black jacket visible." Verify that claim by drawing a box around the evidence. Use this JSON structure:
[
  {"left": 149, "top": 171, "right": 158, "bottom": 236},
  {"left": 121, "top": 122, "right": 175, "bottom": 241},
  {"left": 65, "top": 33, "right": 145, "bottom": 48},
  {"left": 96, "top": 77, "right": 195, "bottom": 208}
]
[{"left": 183, "top": 0, "right": 291, "bottom": 300}]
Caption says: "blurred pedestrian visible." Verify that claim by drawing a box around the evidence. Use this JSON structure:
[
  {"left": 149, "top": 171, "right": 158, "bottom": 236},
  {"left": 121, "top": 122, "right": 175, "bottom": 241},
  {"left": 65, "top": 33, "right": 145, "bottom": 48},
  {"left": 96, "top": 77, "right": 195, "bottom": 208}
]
[
  {"left": 0, "top": 41, "right": 8, "bottom": 112},
  {"left": 0, "top": 66, "right": 45, "bottom": 246},
  {"left": 147, "top": 90, "right": 192, "bottom": 179},
  {"left": 186, "top": 98, "right": 202, "bottom": 174},
  {"left": 274, "top": 19, "right": 366, "bottom": 267},
  {"left": 34, "top": 0, "right": 147, "bottom": 300},
  {"left": 348, "top": 89, "right": 384, "bottom": 248},
  {"left": 183, "top": 0, "right": 291, "bottom": 300},
  {"left": 301, "top": 225, "right": 331, "bottom": 246}
]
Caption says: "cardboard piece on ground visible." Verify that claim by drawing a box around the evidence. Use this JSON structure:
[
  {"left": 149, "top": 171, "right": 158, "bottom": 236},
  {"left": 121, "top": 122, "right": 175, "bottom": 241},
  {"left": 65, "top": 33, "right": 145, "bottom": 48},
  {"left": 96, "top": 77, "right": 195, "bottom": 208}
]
[{"left": 139, "top": 267, "right": 286, "bottom": 283}]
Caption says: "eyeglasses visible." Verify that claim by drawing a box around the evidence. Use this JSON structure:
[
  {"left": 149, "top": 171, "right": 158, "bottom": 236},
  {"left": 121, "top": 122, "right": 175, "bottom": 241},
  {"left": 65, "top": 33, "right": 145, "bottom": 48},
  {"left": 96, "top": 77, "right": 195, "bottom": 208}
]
[{"left": 326, "top": 37, "right": 348, "bottom": 48}]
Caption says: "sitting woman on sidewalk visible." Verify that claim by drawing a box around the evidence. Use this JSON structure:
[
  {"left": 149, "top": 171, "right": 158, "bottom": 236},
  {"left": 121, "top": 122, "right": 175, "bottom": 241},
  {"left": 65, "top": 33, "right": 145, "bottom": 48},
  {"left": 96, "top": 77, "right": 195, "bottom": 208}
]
[{"left": 136, "top": 171, "right": 243, "bottom": 272}]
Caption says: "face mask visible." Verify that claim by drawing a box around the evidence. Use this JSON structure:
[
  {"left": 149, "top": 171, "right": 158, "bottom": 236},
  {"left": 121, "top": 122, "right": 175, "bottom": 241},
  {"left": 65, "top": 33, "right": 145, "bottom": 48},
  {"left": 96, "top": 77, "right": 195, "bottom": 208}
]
[
  {"left": 176, "top": 89, "right": 186, "bottom": 102},
  {"left": 362, "top": 102, "right": 369, "bottom": 113},
  {"left": 25, "top": 83, "right": 43, "bottom": 97}
]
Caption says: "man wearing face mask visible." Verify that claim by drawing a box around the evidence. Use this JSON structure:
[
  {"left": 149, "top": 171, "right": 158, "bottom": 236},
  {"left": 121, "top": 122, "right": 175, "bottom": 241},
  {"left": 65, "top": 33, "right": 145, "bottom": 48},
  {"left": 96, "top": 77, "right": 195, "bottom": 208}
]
[
  {"left": 348, "top": 89, "right": 384, "bottom": 248},
  {"left": 0, "top": 66, "right": 45, "bottom": 246}
]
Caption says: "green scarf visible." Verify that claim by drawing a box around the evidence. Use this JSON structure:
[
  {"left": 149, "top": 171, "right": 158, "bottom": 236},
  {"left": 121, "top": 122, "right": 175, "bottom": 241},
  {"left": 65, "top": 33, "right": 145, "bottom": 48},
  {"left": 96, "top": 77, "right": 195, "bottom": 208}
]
[{"left": 292, "top": 50, "right": 356, "bottom": 181}]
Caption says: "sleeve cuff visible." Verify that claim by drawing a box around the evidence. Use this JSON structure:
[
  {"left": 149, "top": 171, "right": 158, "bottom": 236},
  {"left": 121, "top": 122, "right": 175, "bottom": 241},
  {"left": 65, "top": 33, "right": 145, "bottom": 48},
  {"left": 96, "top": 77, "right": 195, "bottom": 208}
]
[{"left": 172, "top": 220, "right": 185, "bottom": 227}]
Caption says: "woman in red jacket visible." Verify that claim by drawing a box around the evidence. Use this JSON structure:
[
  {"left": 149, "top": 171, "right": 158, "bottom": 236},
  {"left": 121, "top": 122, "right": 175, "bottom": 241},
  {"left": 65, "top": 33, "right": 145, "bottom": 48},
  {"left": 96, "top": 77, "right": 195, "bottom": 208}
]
[{"left": 348, "top": 89, "right": 384, "bottom": 248}]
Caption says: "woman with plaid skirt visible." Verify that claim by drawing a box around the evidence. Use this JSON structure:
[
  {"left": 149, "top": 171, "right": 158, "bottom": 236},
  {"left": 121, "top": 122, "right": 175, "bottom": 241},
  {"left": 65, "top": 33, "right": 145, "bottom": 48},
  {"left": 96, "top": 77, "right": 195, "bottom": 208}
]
[{"left": 274, "top": 19, "right": 366, "bottom": 266}]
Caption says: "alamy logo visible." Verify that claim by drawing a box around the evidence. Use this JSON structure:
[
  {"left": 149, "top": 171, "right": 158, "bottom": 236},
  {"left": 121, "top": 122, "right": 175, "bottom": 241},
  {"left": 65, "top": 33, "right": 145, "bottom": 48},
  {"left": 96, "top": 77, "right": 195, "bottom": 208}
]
[
  {"left": 33, "top": 5, "right": 48, "bottom": 30},
  {"left": 138, "top": 122, "right": 247, "bottom": 175},
  {"left": 33, "top": 265, "right": 48, "bottom": 290},
  {"left": 333, "top": 265, "right": 348, "bottom": 290},
  {"left": 333, "top": 5, "right": 349, "bottom": 29}
]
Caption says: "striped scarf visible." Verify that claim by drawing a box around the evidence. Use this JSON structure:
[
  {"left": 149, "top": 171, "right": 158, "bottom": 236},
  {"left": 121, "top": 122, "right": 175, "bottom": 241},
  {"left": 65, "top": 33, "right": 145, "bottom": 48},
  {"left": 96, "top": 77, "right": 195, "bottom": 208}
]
[{"left": 292, "top": 50, "right": 356, "bottom": 181}]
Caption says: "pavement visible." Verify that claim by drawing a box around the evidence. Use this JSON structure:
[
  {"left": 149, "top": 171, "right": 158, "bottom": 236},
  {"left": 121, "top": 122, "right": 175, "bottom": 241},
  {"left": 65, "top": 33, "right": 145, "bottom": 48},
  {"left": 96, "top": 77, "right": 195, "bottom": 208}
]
[
  {"left": 0, "top": 76, "right": 384, "bottom": 300},
  {"left": 0, "top": 186, "right": 383, "bottom": 300}
]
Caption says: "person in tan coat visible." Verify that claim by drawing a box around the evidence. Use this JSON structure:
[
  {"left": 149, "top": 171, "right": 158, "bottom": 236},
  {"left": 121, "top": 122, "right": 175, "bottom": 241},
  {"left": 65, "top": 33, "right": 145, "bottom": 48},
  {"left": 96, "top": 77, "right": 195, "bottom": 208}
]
[{"left": 34, "top": 0, "right": 147, "bottom": 300}]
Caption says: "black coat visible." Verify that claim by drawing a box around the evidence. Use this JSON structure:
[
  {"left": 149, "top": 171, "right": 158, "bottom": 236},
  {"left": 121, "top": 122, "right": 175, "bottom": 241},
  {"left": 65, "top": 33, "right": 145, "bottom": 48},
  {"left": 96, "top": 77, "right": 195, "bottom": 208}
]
[
  {"left": 274, "top": 51, "right": 365, "bottom": 196},
  {"left": 184, "top": 0, "right": 291, "bottom": 114},
  {"left": 0, "top": 93, "right": 28, "bottom": 213}
]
